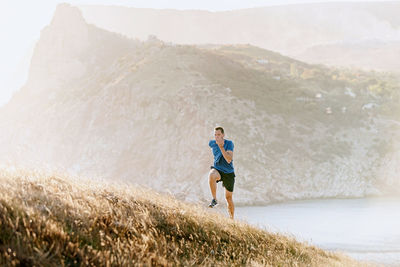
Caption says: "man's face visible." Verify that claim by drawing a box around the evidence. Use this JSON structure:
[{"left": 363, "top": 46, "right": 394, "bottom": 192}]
[{"left": 214, "top": 130, "right": 224, "bottom": 142}]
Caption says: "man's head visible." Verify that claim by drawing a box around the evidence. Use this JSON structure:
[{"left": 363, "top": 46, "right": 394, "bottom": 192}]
[{"left": 214, "top": 126, "right": 225, "bottom": 142}]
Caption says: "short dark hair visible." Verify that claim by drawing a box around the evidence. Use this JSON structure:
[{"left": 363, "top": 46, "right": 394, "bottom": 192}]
[{"left": 214, "top": 126, "right": 224, "bottom": 134}]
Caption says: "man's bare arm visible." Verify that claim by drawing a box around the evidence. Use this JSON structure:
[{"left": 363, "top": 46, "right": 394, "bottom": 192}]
[{"left": 219, "top": 145, "right": 233, "bottom": 164}]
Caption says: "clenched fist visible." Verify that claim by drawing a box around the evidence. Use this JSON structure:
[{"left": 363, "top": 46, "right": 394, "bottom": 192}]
[{"left": 216, "top": 138, "right": 224, "bottom": 148}]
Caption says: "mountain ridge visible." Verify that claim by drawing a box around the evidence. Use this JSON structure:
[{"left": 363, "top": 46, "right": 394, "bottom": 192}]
[
  {"left": 1, "top": 3, "right": 399, "bottom": 205},
  {"left": 78, "top": 2, "right": 400, "bottom": 71}
]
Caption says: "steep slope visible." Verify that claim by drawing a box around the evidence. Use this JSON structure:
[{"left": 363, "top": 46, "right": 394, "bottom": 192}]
[
  {"left": 0, "top": 4, "right": 399, "bottom": 205},
  {"left": 0, "top": 169, "right": 367, "bottom": 266}
]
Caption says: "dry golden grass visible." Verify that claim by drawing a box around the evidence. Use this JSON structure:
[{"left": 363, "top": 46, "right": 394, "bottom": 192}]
[{"left": 0, "top": 168, "right": 375, "bottom": 266}]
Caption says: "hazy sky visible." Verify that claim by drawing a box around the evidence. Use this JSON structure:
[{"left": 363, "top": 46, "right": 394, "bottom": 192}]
[{"left": 0, "top": 0, "right": 398, "bottom": 107}]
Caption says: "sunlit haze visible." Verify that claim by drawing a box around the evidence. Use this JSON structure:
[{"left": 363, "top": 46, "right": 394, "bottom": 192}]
[
  {"left": 1, "top": 1, "right": 400, "bottom": 265},
  {"left": 0, "top": 0, "right": 398, "bottom": 107}
]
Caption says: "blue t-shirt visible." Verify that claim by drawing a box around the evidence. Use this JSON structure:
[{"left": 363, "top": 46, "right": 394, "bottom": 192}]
[{"left": 209, "top": 139, "right": 234, "bottom": 173}]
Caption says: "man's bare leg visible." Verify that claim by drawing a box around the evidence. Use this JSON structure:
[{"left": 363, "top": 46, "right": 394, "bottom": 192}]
[
  {"left": 208, "top": 169, "right": 221, "bottom": 200},
  {"left": 225, "top": 189, "right": 234, "bottom": 219}
]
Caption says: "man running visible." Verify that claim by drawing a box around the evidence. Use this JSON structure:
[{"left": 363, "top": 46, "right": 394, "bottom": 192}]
[{"left": 208, "top": 126, "right": 235, "bottom": 219}]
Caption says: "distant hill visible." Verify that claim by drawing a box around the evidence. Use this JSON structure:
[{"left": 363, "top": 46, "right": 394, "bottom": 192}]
[
  {"left": 0, "top": 3, "right": 399, "bottom": 205},
  {"left": 297, "top": 39, "right": 400, "bottom": 72},
  {"left": 78, "top": 2, "right": 400, "bottom": 71}
]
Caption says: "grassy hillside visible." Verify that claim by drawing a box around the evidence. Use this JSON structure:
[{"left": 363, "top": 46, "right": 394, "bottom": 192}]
[
  {"left": 207, "top": 44, "right": 400, "bottom": 118},
  {"left": 0, "top": 168, "right": 367, "bottom": 266}
]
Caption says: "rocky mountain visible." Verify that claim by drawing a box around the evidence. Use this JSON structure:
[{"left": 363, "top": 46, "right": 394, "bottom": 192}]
[
  {"left": 0, "top": 3, "right": 399, "bottom": 205},
  {"left": 78, "top": 2, "right": 400, "bottom": 71}
]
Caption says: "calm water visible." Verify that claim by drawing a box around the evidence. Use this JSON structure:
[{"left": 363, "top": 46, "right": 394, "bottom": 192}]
[{"left": 235, "top": 197, "right": 400, "bottom": 266}]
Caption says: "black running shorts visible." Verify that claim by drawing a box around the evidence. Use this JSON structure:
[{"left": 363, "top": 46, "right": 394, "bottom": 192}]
[{"left": 210, "top": 166, "right": 235, "bottom": 192}]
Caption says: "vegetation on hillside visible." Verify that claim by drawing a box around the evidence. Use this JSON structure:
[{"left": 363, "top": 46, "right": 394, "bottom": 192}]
[{"left": 0, "top": 169, "right": 368, "bottom": 266}]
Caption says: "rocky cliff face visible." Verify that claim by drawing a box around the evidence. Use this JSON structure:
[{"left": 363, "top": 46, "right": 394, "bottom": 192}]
[
  {"left": 25, "top": 3, "right": 138, "bottom": 94},
  {"left": 0, "top": 4, "right": 399, "bottom": 205}
]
